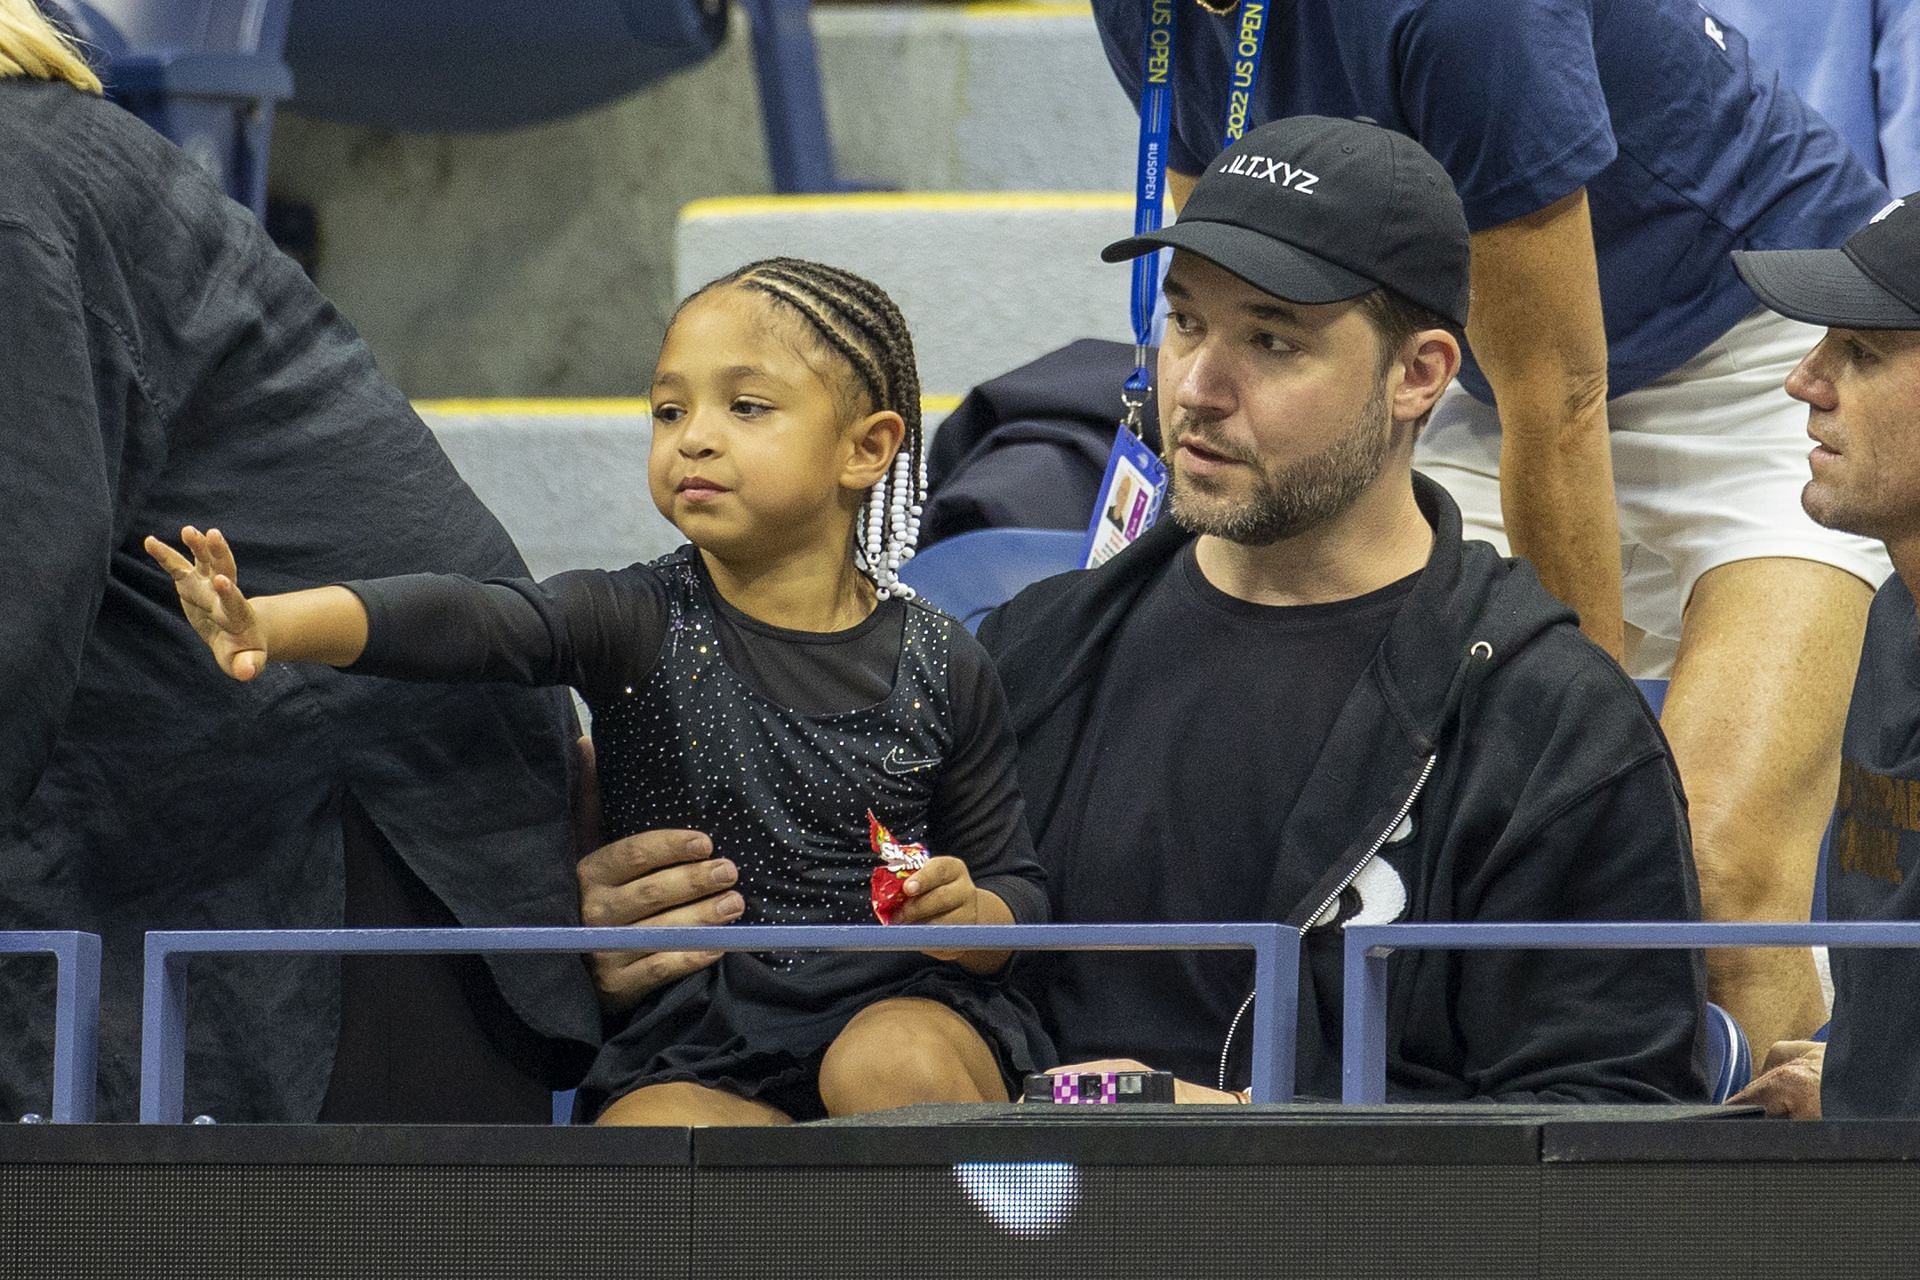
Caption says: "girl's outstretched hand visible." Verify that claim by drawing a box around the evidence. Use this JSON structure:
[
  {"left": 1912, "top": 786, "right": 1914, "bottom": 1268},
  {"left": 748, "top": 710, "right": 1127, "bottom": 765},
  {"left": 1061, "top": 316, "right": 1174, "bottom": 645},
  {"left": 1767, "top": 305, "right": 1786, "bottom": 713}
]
[{"left": 143, "top": 526, "right": 270, "bottom": 680}]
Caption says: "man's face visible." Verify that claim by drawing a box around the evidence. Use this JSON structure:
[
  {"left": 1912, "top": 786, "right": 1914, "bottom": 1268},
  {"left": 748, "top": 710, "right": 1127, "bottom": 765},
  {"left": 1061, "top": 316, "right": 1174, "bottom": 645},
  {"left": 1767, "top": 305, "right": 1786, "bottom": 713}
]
[
  {"left": 1155, "top": 254, "right": 1401, "bottom": 545},
  {"left": 1788, "top": 326, "right": 1920, "bottom": 542}
]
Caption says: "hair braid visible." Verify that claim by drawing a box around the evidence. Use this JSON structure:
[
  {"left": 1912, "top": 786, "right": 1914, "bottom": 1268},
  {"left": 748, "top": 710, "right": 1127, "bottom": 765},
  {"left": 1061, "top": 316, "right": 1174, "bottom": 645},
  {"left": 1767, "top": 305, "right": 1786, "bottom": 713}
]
[{"left": 682, "top": 257, "right": 927, "bottom": 599}]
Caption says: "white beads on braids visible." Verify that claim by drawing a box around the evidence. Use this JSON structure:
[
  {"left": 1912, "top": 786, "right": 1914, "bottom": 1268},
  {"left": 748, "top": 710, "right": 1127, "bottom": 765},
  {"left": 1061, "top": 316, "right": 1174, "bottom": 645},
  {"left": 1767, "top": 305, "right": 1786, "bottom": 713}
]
[
  {"left": 866, "top": 446, "right": 926, "bottom": 601},
  {"left": 864, "top": 477, "right": 888, "bottom": 593}
]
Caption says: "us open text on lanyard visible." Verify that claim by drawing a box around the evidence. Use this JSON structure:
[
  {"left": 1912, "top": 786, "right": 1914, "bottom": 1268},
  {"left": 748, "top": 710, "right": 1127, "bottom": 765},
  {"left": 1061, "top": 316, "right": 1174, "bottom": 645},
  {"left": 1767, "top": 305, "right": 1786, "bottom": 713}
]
[{"left": 1083, "top": 0, "right": 1271, "bottom": 568}]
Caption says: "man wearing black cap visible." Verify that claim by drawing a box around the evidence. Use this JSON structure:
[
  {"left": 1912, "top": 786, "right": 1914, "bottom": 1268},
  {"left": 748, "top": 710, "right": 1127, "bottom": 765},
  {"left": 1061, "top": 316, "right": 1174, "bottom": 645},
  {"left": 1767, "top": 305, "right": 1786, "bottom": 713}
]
[
  {"left": 1727, "top": 198, "right": 1920, "bottom": 1118},
  {"left": 1092, "top": 0, "right": 1892, "bottom": 1066},
  {"left": 978, "top": 116, "right": 1708, "bottom": 1103}
]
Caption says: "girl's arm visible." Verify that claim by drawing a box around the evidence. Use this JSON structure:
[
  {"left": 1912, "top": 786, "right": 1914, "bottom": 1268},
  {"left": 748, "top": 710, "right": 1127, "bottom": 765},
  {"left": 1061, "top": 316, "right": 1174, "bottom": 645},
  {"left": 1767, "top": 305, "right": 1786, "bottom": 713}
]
[
  {"left": 145, "top": 526, "right": 368, "bottom": 679},
  {"left": 894, "top": 629, "right": 1050, "bottom": 972},
  {"left": 147, "top": 525, "right": 672, "bottom": 691},
  {"left": 925, "top": 631, "right": 1049, "bottom": 925}
]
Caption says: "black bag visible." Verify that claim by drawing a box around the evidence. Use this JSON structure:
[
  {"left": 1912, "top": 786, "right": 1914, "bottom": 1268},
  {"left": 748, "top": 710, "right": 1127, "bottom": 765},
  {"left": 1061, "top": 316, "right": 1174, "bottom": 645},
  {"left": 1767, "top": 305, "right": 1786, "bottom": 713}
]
[{"left": 923, "top": 339, "right": 1163, "bottom": 548}]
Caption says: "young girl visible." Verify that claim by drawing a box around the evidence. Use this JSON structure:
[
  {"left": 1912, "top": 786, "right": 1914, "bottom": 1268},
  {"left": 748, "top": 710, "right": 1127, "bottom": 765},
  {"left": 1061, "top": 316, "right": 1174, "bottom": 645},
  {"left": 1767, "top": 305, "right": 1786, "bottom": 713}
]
[{"left": 146, "top": 258, "right": 1053, "bottom": 1125}]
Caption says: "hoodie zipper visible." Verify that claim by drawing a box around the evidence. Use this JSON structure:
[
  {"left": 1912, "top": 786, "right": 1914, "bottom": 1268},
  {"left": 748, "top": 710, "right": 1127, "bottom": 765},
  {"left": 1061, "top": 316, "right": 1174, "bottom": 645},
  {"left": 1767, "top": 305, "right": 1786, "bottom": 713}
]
[
  {"left": 1299, "top": 752, "right": 1437, "bottom": 936},
  {"left": 1216, "top": 751, "right": 1439, "bottom": 1093}
]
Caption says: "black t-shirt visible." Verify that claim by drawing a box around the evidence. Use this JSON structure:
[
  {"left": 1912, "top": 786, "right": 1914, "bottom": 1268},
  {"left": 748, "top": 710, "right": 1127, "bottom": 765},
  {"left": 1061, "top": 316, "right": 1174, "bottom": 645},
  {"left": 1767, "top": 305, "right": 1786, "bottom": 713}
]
[
  {"left": 1824, "top": 573, "right": 1920, "bottom": 1118},
  {"left": 1036, "top": 544, "right": 1415, "bottom": 1084}
]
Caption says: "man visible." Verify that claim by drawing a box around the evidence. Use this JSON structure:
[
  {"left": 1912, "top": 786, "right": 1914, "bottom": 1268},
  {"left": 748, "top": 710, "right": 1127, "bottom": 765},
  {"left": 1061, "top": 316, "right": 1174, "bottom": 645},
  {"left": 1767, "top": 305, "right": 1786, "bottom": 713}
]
[
  {"left": 1729, "top": 194, "right": 1920, "bottom": 1118},
  {"left": 966, "top": 115, "right": 1705, "bottom": 1102},
  {"left": 573, "top": 117, "right": 1708, "bottom": 1103},
  {"left": 1091, "top": 0, "right": 1892, "bottom": 1059}
]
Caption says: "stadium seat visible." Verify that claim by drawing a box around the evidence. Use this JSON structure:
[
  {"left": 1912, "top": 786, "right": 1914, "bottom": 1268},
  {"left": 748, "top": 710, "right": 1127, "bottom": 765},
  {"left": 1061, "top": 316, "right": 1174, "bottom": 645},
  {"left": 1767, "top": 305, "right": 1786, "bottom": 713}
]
[
  {"left": 281, "top": 0, "right": 722, "bottom": 134},
  {"left": 1704, "top": 1000, "right": 1753, "bottom": 1102},
  {"left": 50, "top": 0, "right": 293, "bottom": 216},
  {"left": 897, "top": 527, "right": 1085, "bottom": 632},
  {"left": 282, "top": 0, "right": 861, "bottom": 193},
  {"left": 1633, "top": 677, "right": 1668, "bottom": 715},
  {"left": 417, "top": 400, "right": 680, "bottom": 580}
]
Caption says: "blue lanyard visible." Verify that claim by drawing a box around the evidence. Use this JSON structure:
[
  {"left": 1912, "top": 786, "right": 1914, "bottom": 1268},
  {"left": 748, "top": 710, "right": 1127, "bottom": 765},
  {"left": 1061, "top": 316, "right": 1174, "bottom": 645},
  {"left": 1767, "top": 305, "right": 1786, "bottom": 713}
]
[
  {"left": 1221, "top": 0, "right": 1270, "bottom": 146},
  {"left": 1124, "top": 0, "right": 1179, "bottom": 418},
  {"left": 1123, "top": 0, "right": 1270, "bottom": 423}
]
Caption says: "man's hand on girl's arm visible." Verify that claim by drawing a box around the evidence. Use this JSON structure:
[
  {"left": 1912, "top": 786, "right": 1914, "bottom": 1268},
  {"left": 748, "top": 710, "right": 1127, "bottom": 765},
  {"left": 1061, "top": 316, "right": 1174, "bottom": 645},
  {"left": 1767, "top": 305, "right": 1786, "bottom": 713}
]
[{"left": 573, "top": 738, "right": 742, "bottom": 1014}]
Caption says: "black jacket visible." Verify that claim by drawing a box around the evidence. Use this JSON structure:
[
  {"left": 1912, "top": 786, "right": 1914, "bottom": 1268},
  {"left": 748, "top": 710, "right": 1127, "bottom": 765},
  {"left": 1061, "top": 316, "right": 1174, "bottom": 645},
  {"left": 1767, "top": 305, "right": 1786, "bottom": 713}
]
[
  {"left": 979, "top": 474, "right": 1709, "bottom": 1102},
  {"left": 0, "top": 79, "right": 599, "bottom": 1120}
]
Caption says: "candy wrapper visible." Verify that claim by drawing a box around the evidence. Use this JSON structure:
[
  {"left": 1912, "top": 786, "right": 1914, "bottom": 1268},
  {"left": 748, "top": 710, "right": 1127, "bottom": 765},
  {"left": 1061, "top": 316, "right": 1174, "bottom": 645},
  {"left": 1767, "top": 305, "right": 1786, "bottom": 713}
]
[{"left": 867, "top": 810, "right": 929, "bottom": 924}]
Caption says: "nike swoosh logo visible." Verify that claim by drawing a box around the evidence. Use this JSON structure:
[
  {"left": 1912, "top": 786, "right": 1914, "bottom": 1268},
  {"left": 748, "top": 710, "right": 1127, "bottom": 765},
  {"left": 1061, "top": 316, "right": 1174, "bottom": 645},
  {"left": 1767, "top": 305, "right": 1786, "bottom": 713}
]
[{"left": 883, "top": 746, "right": 939, "bottom": 776}]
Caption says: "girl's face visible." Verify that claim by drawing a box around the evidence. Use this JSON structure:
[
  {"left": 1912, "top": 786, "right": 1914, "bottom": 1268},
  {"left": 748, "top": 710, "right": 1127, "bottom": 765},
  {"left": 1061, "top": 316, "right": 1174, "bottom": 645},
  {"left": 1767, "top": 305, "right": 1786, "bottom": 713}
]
[{"left": 648, "top": 287, "right": 897, "bottom": 563}]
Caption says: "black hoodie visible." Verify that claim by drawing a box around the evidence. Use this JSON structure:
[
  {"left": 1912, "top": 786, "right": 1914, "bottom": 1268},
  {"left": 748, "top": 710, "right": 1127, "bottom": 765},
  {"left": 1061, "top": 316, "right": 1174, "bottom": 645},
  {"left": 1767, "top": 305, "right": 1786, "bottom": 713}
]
[{"left": 979, "top": 473, "right": 1710, "bottom": 1102}]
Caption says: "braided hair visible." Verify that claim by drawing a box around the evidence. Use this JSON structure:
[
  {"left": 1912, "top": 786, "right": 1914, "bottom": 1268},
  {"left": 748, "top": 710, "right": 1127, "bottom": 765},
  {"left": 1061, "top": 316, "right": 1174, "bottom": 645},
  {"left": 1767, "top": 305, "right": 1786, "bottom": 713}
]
[{"left": 676, "top": 257, "right": 926, "bottom": 600}]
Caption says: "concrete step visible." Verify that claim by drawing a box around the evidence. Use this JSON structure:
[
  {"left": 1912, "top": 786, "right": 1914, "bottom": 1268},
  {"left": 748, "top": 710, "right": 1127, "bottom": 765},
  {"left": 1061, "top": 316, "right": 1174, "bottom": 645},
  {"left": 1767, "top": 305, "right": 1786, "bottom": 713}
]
[
  {"left": 676, "top": 191, "right": 1133, "bottom": 397},
  {"left": 816, "top": 2, "right": 1136, "bottom": 192},
  {"left": 268, "top": 2, "right": 1137, "bottom": 399},
  {"left": 421, "top": 396, "right": 960, "bottom": 579}
]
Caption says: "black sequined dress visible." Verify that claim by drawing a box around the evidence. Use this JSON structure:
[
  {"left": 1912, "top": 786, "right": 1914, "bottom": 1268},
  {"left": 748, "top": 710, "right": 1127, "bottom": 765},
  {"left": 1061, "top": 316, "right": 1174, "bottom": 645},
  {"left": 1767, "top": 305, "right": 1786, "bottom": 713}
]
[
  {"left": 344, "top": 544, "right": 1052, "bottom": 1118},
  {"left": 578, "top": 549, "right": 1050, "bottom": 1114}
]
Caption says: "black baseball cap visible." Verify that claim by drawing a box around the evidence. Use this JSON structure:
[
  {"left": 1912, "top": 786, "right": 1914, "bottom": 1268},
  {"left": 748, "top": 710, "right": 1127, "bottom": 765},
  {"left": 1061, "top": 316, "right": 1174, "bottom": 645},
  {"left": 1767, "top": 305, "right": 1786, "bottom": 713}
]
[
  {"left": 1102, "top": 115, "right": 1471, "bottom": 328},
  {"left": 1734, "top": 195, "right": 1920, "bottom": 329}
]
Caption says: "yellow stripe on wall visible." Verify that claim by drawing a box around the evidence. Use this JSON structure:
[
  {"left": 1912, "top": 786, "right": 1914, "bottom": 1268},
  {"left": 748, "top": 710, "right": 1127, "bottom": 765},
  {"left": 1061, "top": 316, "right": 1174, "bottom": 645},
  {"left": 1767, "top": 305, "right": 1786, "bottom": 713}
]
[
  {"left": 960, "top": 2, "right": 1094, "bottom": 18},
  {"left": 415, "top": 395, "right": 964, "bottom": 417},
  {"left": 415, "top": 398, "right": 653, "bottom": 416},
  {"left": 680, "top": 192, "right": 1131, "bottom": 222}
]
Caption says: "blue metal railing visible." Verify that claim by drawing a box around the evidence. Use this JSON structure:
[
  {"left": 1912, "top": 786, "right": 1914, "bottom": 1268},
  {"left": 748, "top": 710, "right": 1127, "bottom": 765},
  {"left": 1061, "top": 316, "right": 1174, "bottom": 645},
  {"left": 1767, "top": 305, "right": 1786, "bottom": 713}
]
[
  {"left": 141, "top": 923, "right": 1299, "bottom": 1122},
  {"left": 1, "top": 932, "right": 102, "bottom": 1123},
  {"left": 1341, "top": 921, "right": 1920, "bottom": 1103}
]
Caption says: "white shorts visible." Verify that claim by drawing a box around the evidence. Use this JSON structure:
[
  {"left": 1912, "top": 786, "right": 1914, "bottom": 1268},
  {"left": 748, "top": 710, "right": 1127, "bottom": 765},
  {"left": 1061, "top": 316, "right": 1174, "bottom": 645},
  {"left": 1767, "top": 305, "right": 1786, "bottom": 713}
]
[{"left": 1415, "top": 307, "right": 1893, "bottom": 677}]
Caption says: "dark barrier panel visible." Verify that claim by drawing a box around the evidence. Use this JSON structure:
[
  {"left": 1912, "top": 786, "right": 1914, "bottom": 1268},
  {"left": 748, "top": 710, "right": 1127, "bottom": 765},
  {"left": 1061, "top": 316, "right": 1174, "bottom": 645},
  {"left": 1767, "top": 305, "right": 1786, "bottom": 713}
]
[
  {"left": 1540, "top": 1120, "right": 1920, "bottom": 1279},
  {"left": 0, "top": 1126, "right": 689, "bottom": 1280},
  {"left": 693, "top": 1114, "right": 1542, "bottom": 1280},
  {"left": 7, "top": 1110, "right": 1920, "bottom": 1279}
]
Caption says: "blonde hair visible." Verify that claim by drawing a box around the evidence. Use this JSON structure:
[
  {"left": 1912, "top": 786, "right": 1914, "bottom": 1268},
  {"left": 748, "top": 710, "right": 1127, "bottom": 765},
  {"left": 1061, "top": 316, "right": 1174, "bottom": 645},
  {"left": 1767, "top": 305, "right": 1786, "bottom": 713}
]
[{"left": 0, "top": 0, "right": 102, "bottom": 93}]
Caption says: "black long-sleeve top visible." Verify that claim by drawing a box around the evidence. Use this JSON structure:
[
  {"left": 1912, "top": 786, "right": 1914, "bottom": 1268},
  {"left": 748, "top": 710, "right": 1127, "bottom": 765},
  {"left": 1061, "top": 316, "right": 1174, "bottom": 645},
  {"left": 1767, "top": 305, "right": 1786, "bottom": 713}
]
[{"left": 344, "top": 551, "right": 1047, "bottom": 926}]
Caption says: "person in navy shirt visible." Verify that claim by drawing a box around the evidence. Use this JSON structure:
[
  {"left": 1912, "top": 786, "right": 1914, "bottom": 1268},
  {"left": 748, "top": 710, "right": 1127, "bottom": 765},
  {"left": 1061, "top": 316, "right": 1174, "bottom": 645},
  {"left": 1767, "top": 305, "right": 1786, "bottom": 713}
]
[{"left": 1091, "top": 0, "right": 1895, "bottom": 1057}]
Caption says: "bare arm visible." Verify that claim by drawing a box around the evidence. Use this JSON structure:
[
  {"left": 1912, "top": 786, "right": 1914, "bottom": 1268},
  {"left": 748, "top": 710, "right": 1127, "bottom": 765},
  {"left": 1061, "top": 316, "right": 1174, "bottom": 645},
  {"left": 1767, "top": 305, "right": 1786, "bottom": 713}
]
[
  {"left": 1168, "top": 169, "right": 1198, "bottom": 214},
  {"left": 1466, "top": 188, "right": 1624, "bottom": 659},
  {"left": 144, "top": 525, "right": 370, "bottom": 677}
]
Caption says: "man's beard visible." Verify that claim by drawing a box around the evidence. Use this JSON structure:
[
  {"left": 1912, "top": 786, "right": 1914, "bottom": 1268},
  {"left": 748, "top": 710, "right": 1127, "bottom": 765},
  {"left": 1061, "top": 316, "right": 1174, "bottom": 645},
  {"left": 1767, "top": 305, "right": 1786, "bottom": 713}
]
[{"left": 1163, "top": 383, "right": 1394, "bottom": 546}]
